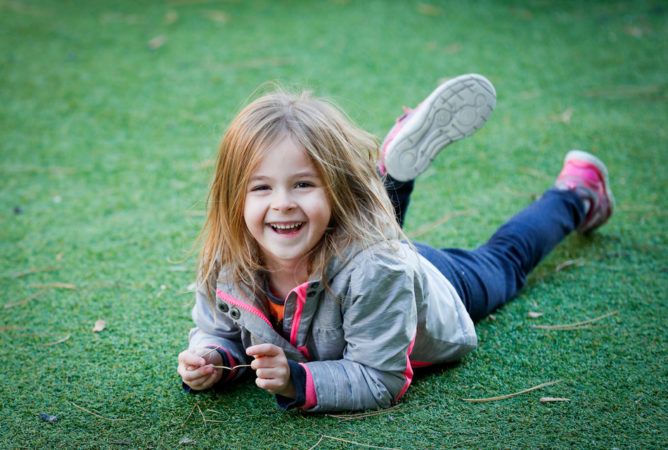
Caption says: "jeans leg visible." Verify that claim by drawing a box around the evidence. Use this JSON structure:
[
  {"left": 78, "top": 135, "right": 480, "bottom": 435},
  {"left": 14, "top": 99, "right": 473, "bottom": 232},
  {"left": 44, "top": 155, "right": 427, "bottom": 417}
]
[
  {"left": 416, "top": 188, "right": 586, "bottom": 322},
  {"left": 384, "top": 175, "right": 415, "bottom": 227}
]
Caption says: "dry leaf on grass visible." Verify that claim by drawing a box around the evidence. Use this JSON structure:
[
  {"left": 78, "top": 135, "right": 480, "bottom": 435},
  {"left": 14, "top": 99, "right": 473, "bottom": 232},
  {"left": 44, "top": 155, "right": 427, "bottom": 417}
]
[
  {"left": 92, "top": 320, "right": 106, "bottom": 333},
  {"left": 417, "top": 3, "right": 442, "bottom": 16},
  {"left": 148, "top": 35, "right": 167, "bottom": 49},
  {"left": 527, "top": 311, "right": 543, "bottom": 318},
  {"left": 204, "top": 10, "right": 229, "bottom": 24},
  {"left": 179, "top": 437, "right": 196, "bottom": 445},
  {"left": 540, "top": 397, "right": 570, "bottom": 403},
  {"left": 164, "top": 10, "right": 178, "bottom": 24},
  {"left": 549, "top": 107, "right": 574, "bottom": 124},
  {"left": 39, "top": 412, "right": 58, "bottom": 423}
]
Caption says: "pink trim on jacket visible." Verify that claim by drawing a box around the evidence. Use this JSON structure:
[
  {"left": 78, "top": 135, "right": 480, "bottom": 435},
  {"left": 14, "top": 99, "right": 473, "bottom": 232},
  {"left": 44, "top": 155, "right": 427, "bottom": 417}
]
[
  {"left": 216, "top": 289, "right": 272, "bottom": 327},
  {"left": 297, "top": 345, "right": 311, "bottom": 360},
  {"left": 396, "top": 336, "right": 416, "bottom": 401},
  {"left": 410, "top": 360, "right": 433, "bottom": 369},
  {"left": 300, "top": 363, "right": 318, "bottom": 410},
  {"left": 289, "top": 283, "right": 309, "bottom": 347}
]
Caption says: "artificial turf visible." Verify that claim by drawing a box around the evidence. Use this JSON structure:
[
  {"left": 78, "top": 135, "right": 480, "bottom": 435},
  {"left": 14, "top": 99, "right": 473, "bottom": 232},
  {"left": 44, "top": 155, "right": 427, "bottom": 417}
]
[{"left": 1, "top": 0, "right": 666, "bottom": 448}]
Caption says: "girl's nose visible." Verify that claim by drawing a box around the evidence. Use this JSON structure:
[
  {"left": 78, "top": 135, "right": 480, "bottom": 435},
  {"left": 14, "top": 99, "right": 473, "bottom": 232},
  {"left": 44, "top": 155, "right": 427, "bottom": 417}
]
[{"left": 270, "top": 190, "right": 296, "bottom": 211}]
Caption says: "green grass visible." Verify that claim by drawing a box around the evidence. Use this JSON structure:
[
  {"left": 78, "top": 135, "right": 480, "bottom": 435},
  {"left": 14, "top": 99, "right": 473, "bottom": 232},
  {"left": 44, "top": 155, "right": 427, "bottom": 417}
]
[{"left": 1, "top": 0, "right": 666, "bottom": 447}]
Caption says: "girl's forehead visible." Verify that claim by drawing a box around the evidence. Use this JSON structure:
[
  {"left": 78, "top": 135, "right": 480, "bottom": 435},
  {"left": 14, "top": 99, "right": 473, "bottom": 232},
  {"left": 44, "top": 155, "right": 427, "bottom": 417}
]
[{"left": 251, "top": 135, "right": 318, "bottom": 174}]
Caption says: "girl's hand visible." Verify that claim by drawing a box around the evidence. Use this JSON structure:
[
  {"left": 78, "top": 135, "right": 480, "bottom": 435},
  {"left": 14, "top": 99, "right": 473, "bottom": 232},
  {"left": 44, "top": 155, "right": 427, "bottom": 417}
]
[
  {"left": 177, "top": 348, "right": 223, "bottom": 391},
  {"left": 247, "top": 344, "right": 295, "bottom": 398}
]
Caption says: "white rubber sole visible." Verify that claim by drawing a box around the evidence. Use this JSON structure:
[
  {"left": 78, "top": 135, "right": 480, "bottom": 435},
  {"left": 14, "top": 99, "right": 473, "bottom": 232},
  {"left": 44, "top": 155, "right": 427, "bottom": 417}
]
[{"left": 384, "top": 74, "right": 496, "bottom": 181}]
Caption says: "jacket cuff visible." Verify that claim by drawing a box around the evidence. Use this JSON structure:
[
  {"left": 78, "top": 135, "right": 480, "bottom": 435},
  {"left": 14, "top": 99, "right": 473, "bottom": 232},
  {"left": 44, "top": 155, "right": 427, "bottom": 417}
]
[{"left": 276, "top": 360, "right": 306, "bottom": 409}]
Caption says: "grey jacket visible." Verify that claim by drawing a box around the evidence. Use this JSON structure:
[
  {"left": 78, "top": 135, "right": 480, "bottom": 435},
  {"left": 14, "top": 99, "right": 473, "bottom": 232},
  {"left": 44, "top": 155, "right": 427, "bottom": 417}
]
[{"left": 189, "top": 241, "right": 477, "bottom": 412}]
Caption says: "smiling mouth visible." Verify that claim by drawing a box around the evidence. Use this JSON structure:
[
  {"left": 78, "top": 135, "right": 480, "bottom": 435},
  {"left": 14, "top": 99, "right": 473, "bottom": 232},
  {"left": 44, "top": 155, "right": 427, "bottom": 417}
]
[{"left": 268, "top": 222, "right": 304, "bottom": 233}]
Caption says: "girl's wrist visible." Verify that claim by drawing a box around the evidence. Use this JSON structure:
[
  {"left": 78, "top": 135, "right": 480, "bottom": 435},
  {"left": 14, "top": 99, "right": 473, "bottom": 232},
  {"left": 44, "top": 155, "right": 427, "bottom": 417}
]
[{"left": 278, "top": 380, "right": 296, "bottom": 399}]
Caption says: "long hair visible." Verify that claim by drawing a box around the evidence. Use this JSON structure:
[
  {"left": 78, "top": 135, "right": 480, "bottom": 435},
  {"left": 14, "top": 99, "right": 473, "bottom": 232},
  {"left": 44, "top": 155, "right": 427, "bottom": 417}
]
[{"left": 198, "top": 89, "right": 402, "bottom": 299}]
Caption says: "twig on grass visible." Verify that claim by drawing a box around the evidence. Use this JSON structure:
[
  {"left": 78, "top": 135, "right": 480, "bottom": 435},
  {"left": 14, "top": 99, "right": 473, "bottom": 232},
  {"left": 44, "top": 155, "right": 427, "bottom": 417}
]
[
  {"left": 540, "top": 397, "right": 570, "bottom": 403},
  {"left": 325, "top": 403, "right": 403, "bottom": 421},
  {"left": 462, "top": 380, "right": 562, "bottom": 403},
  {"left": 181, "top": 401, "right": 199, "bottom": 427},
  {"left": 409, "top": 210, "right": 475, "bottom": 239},
  {"left": 309, "top": 435, "right": 399, "bottom": 450},
  {"left": 196, "top": 403, "right": 206, "bottom": 423},
  {"left": 45, "top": 334, "right": 70, "bottom": 346},
  {"left": 210, "top": 364, "right": 252, "bottom": 370},
  {"left": 30, "top": 282, "right": 76, "bottom": 290},
  {"left": 70, "top": 401, "right": 123, "bottom": 421},
  {"left": 7, "top": 266, "right": 58, "bottom": 278},
  {"left": 555, "top": 258, "right": 585, "bottom": 272},
  {"left": 4, "top": 293, "right": 41, "bottom": 309},
  {"left": 532, "top": 311, "right": 618, "bottom": 331}
]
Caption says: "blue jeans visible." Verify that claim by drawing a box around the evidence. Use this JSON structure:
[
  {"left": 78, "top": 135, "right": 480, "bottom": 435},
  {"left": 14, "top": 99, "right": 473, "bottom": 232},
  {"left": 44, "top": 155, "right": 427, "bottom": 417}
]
[{"left": 384, "top": 176, "right": 586, "bottom": 322}]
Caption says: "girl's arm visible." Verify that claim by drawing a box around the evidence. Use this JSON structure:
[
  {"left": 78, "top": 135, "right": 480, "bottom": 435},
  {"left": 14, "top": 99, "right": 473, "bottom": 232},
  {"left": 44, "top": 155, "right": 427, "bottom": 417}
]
[
  {"left": 187, "top": 285, "right": 251, "bottom": 384},
  {"left": 300, "top": 261, "right": 418, "bottom": 412}
]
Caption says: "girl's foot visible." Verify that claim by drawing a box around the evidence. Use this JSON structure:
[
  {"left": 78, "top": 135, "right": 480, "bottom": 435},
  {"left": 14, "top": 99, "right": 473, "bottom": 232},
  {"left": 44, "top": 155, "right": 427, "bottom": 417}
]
[
  {"left": 380, "top": 74, "right": 496, "bottom": 181},
  {"left": 555, "top": 150, "right": 615, "bottom": 233}
]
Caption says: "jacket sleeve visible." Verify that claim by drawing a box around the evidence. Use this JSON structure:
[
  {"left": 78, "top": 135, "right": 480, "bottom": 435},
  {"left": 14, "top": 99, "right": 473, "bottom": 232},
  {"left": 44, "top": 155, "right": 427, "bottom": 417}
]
[
  {"left": 188, "top": 285, "right": 250, "bottom": 383},
  {"left": 301, "top": 258, "right": 418, "bottom": 412}
]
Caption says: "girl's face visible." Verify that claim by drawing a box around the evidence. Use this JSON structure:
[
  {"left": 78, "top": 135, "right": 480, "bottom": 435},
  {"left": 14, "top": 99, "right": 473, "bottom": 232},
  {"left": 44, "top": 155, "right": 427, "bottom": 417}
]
[{"left": 243, "top": 135, "right": 332, "bottom": 272}]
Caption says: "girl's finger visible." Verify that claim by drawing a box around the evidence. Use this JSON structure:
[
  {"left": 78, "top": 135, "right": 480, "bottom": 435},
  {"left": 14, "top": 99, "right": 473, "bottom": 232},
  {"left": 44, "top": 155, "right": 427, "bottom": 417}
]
[
  {"left": 179, "top": 351, "right": 206, "bottom": 368},
  {"left": 256, "top": 367, "right": 288, "bottom": 381},
  {"left": 181, "top": 365, "right": 215, "bottom": 382},
  {"left": 255, "top": 377, "right": 283, "bottom": 393},
  {"left": 246, "top": 343, "right": 280, "bottom": 357}
]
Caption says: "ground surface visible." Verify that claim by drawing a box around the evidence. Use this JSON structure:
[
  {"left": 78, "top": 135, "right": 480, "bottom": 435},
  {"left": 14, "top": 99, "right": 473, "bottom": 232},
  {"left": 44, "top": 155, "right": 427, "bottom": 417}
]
[{"left": 1, "top": 0, "right": 666, "bottom": 448}]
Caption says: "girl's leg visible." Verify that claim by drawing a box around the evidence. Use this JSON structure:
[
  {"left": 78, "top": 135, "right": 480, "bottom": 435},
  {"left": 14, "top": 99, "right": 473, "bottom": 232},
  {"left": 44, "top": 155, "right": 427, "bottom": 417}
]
[
  {"left": 416, "top": 151, "right": 614, "bottom": 322},
  {"left": 384, "top": 175, "right": 414, "bottom": 227},
  {"left": 416, "top": 188, "right": 584, "bottom": 322}
]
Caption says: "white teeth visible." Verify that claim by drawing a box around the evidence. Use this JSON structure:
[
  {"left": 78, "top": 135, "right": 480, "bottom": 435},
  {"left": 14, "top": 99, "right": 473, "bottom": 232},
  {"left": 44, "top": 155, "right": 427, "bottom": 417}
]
[{"left": 270, "top": 223, "right": 303, "bottom": 230}]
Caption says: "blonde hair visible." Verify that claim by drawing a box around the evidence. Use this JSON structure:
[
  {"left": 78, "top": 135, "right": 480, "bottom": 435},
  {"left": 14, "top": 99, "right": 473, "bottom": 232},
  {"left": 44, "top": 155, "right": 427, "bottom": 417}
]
[{"left": 199, "top": 89, "right": 402, "bottom": 298}]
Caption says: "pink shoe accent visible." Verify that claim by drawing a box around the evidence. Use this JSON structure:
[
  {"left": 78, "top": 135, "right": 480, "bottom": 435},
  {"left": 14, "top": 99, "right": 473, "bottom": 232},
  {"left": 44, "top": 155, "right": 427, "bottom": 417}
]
[
  {"left": 555, "top": 150, "right": 615, "bottom": 233},
  {"left": 379, "top": 107, "right": 413, "bottom": 176}
]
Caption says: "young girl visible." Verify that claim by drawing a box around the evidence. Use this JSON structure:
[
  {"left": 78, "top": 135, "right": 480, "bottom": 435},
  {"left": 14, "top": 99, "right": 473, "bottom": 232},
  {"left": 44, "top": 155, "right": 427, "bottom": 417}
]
[{"left": 177, "top": 74, "right": 614, "bottom": 412}]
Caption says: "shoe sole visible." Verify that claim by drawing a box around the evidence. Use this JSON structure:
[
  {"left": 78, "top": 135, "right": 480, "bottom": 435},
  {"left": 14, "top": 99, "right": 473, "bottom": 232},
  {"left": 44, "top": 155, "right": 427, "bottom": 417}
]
[
  {"left": 565, "top": 149, "right": 616, "bottom": 216},
  {"left": 384, "top": 74, "right": 496, "bottom": 181}
]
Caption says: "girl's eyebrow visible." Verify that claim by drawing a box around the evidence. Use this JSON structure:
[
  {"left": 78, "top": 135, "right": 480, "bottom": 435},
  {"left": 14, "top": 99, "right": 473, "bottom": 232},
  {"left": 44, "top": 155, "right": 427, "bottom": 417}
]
[
  {"left": 292, "top": 170, "right": 319, "bottom": 178},
  {"left": 250, "top": 171, "right": 319, "bottom": 181}
]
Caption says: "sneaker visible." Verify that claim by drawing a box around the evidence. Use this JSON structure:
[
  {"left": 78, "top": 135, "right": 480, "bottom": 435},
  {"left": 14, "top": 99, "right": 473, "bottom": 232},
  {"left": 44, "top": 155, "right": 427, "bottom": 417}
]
[
  {"left": 555, "top": 150, "right": 615, "bottom": 233},
  {"left": 380, "top": 74, "right": 496, "bottom": 181}
]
